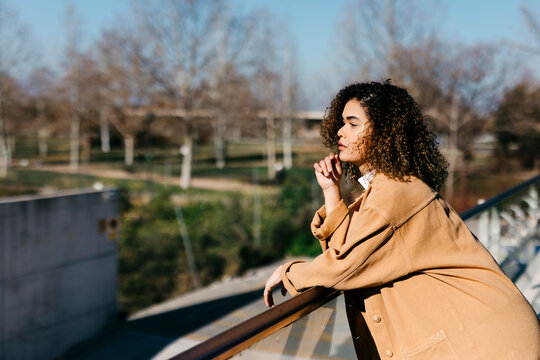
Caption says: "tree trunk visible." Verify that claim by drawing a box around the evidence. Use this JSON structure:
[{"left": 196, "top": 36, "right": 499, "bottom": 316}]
[
  {"left": 214, "top": 111, "right": 226, "bottom": 169},
  {"left": 266, "top": 112, "right": 276, "bottom": 180},
  {"left": 69, "top": 114, "right": 80, "bottom": 174},
  {"left": 180, "top": 133, "right": 193, "bottom": 189},
  {"left": 99, "top": 106, "right": 110, "bottom": 153},
  {"left": 283, "top": 116, "right": 293, "bottom": 169},
  {"left": 446, "top": 149, "right": 458, "bottom": 199},
  {"left": 81, "top": 135, "right": 91, "bottom": 167},
  {"left": 0, "top": 73, "right": 7, "bottom": 177},
  {"left": 124, "top": 134, "right": 135, "bottom": 166},
  {"left": 281, "top": 42, "right": 295, "bottom": 170},
  {"left": 0, "top": 133, "right": 7, "bottom": 178},
  {"left": 6, "top": 136, "right": 14, "bottom": 166},
  {"left": 445, "top": 114, "right": 459, "bottom": 200},
  {"left": 174, "top": 205, "right": 201, "bottom": 288},
  {"left": 252, "top": 169, "right": 262, "bottom": 247},
  {"left": 38, "top": 128, "right": 49, "bottom": 159},
  {"left": 0, "top": 107, "right": 6, "bottom": 178}
]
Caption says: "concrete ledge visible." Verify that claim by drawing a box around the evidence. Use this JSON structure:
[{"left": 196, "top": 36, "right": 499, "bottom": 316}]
[{"left": 0, "top": 189, "right": 118, "bottom": 360}]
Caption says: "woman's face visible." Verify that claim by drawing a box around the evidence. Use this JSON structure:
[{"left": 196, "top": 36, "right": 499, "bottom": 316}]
[{"left": 337, "top": 99, "right": 370, "bottom": 165}]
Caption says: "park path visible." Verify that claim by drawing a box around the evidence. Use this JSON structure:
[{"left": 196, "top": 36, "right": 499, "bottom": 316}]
[{"left": 35, "top": 164, "right": 275, "bottom": 193}]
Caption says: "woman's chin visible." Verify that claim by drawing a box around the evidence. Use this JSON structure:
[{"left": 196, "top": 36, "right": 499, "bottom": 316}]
[{"left": 339, "top": 153, "right": 358, "bottom": 163}]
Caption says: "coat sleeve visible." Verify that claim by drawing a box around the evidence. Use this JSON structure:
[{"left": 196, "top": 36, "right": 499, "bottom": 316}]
[
  {"left": 311, "top": 199, "right": 351, "bottom": 251},
  {"left": 281, "top": 206, "right": 412, "bottom": 296}
]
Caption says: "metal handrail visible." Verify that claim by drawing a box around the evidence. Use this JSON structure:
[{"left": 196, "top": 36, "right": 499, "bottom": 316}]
[
  {"left": 459, "top": 174, "right": 540, "bottom": 275},
  {"left": 170, "top": 173, "right": 540, "bottom": 360},
  {"left": 171, "top": 286, "right": 338, "bottom": 360},
  {"left": 459, "top": 174, "right": 540, "bottom": 220}
]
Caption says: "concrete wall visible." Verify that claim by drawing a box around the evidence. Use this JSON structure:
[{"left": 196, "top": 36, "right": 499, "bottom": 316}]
[{"left": 0, "top": 189, "right": 118, "bottom": 360}]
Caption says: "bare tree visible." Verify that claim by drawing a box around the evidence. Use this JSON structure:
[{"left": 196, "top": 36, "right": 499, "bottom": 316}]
[
  {"left": 0, "top": 72, "right": 30, "bottom": 160},
  {"left": 520, "top": 7, "right": 540, "bottom": 56},
  {"left": 63, "top": 1, "right": 85, "bottom": 174},
  {"left": 53, "top": 51, "right": 106, "bottom": 169},
  {"left": 337, "top": 0, "right": 440, "bottom": 82},
  {"left": 97, "top": 57, "right": 111, "bottom": 154},
  {"left": 394, "top": 40, "right": 512, "bottom": 197},
  {"left": 492, "top": 81, "right": 540, "bottom": 171},
  {"left": 280, "top": 40, "right": 299, "bottom": 170},
  {"left": 207, "top": 8, "right": 257, "bottom": 169},
  {"left": 335, "top": 0, "right": 516, "bottom": 196},
  {"left": 96, "top": 28, "right": 154, "bottom": 166},
  {"left": 252, "top": 21, "right": 279, "bottom": 180},
  {"left": 132, "top": 0, "right": 229, "bottom": 189},
  {"left": 250, "top": 14, "right": 300, "bottom": 179},
  {"left": 0, "top": 0, "right": 35, "bottom": 177},
  {"left": 25, "top": 67, "right": 62, "bottom": 160}
]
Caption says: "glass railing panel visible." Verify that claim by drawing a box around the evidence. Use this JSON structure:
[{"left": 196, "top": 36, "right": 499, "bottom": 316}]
[
  {"left": 462, "top": 177, "right": 540, "bottom": 315},
  {"left": 230, "top": 293, "right": 356, "bottom": 359},
  {"left": 463, "top": 181, "right": 540, "bottom": 271}
]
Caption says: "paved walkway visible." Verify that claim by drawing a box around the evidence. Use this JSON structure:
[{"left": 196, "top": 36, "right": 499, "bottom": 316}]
[
  {"left": 60, "top": 259, "right": 303, "bottom": 360},
  {"left": 34, "top": 164, "right": 277, "bottom": 193}
]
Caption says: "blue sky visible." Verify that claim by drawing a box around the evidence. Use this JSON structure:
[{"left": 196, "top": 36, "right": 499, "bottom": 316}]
[{"left": 7, "top": 0, "right": 540, "bottom": 108}]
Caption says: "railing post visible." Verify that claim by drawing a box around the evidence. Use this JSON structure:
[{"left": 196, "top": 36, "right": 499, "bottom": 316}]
[
  {"left": 524, "top": 188, "right": 539, "bottom": 235},
  {"left": 489, "top": 208, "right": 501, "bottom": 262},
  {"left": 478, "top": 200, "right": 489, "bottom": 248}
]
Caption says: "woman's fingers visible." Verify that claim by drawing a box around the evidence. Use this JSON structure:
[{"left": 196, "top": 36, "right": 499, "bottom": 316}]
[
  {"left": 264, "top": 283, "right": 287, "bottom": 308},
  {"left": 324, "top": 156, "right": 333, "bottom": 176},
  {"left": 317, "top": 154, "right": 336, "bottom": 177},
  {"left": 314, "top": 153, "right": 343, "bottom": 185},
  {"left": 264, "top": 286, "right": 274, "bottom": 308},
  {"left": 328, "top": 153, "right": 342, "bottom": 179},
  {"left": 335, "top": 157, "right": 343, "bottom": 176},
  {"left": 315, "top": 160, "right": 328, "bottom": 176},
  {"left": 264, "top": 265, "right": 284, "bottom": 308}
]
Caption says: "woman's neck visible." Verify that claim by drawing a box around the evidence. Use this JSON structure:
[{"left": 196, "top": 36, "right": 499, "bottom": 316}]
[{"left": 358, "top": 163, "right": 372, "bottom": 175}]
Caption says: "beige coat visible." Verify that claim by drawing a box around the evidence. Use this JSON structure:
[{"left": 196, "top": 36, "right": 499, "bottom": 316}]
[{"left": 281, "top": 174, "right": 540, "bottom": 359}]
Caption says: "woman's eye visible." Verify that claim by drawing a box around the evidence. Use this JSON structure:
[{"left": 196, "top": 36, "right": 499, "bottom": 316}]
[{"left": 349, "top": 123, "right": 357, "bottom": 127}]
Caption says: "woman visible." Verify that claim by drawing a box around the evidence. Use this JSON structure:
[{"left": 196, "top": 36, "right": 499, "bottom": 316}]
[{"left": 264, "top": 81, "right": 540, "bottom": 359}]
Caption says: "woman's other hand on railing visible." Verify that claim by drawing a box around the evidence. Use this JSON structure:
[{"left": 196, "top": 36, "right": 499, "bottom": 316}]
[{"left": 264, "top": 265, "right": 288, "bottom": 308}]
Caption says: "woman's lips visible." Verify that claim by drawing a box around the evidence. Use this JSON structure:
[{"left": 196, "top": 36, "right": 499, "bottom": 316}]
[{"left": 338, "top": 142, "right": 346, "bottom": 150}]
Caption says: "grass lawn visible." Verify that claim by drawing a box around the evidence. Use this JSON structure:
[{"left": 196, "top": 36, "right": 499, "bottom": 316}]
[{"left": 3, "top": 135, "right": 535, "bottom": 210}]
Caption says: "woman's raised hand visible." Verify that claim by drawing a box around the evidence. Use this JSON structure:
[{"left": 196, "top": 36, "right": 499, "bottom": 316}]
[{"left": 314, "top": 153, "right": 343, "bottom": 190}]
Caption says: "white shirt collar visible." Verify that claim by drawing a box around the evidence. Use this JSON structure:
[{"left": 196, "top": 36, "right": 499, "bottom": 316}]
[{"left": 358, "top": 171, "right": 376, "bottom": 190}]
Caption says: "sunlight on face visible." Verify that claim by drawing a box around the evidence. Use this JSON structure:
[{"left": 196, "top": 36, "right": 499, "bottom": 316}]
[{"left": 337, "top": 99, "right": 370, "bottom": 166}]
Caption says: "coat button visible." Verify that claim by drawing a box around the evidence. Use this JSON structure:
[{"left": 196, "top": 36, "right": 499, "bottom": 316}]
[
  {"left": 372, "top": 315, "right": 381, "bottom": 323},
  {"left": 385, "top": 350, "right": 393, "bottom": 357}
]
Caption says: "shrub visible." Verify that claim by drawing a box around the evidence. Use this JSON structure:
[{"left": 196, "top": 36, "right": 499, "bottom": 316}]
[
  {"left": 118, "top": 191, "right": 182, "bottom": 313},
  {"left": 117, "top": 173, "right": 321, "bottom": 314}
]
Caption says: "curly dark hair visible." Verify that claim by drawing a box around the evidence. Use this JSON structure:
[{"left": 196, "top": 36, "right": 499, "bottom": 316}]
[{"left": 321, "top": 80, "right": 448, "bottom": 191}]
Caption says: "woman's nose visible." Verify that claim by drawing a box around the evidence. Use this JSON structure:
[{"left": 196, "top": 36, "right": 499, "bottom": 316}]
[{"left": 337, "top": 125, "right": 344, "bottom": 138}]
